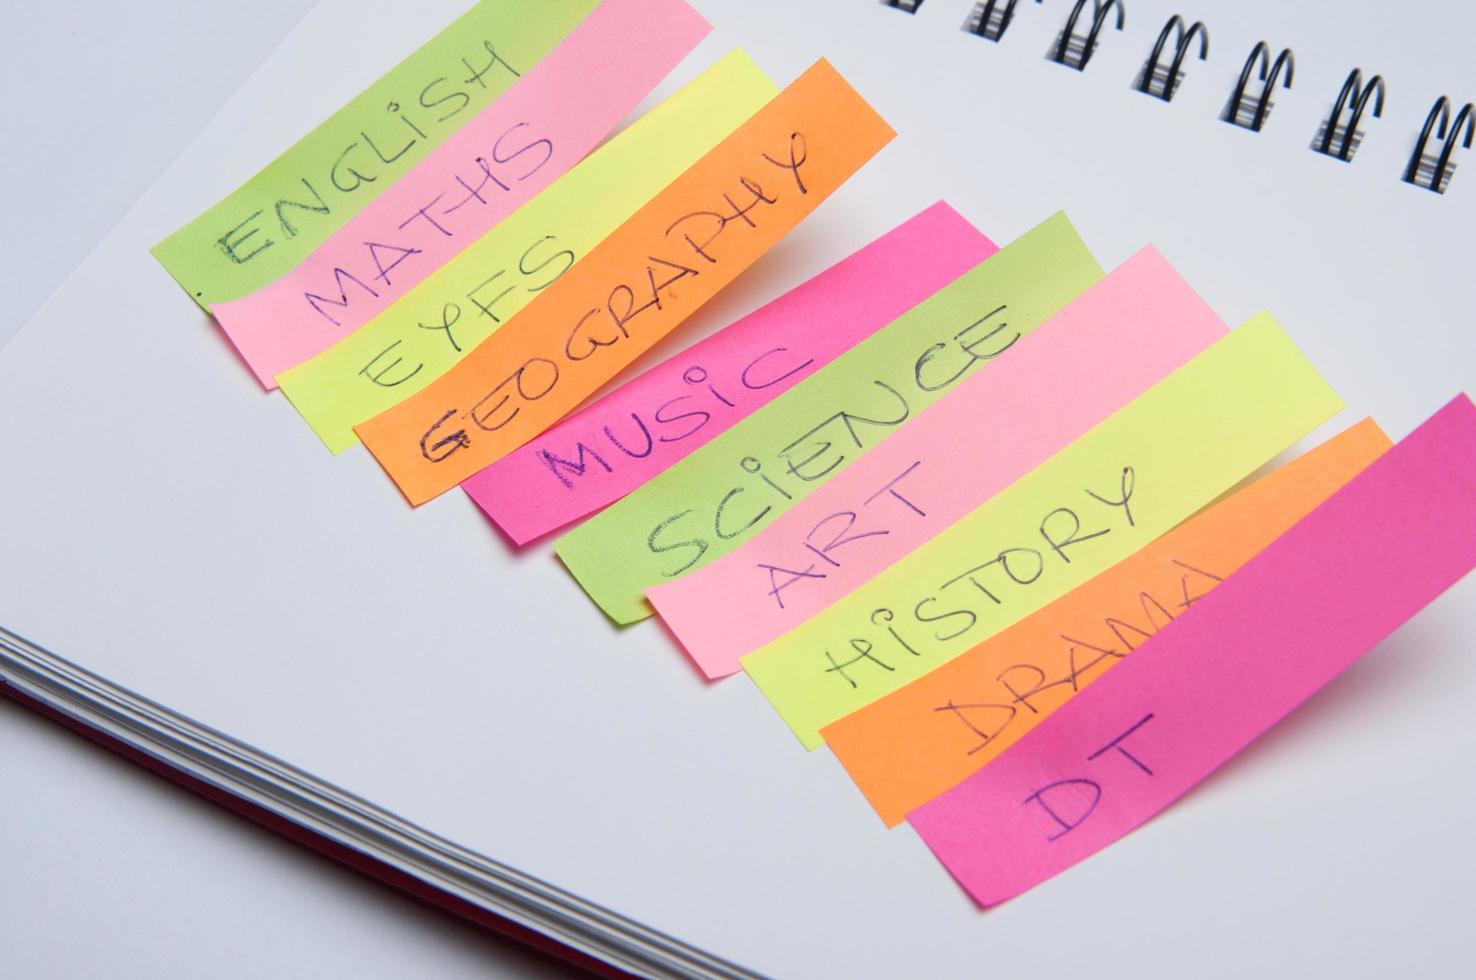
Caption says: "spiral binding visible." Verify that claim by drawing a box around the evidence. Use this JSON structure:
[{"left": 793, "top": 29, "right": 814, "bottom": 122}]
[
  {"left": 871, "top": 1, "right": 1472, "bottom": 196},
  {"left": 1404, "top": 97, "right": 1474, "bottom": 194},
  {"left": 1049, "top": 0, "right": 1125, "bottom": 71},
  {"left": 963, "top": 1, "right": 1041, "bottom": 42},
  {"left": 1312, "top": 68, "right": 1385, "bottom": 162},
  {"left": 1134, "top": 16, "right": 1207, "bottom": 101},
  {"left": 1224, "top": 42, "right": 1294, "bottom": 131}
]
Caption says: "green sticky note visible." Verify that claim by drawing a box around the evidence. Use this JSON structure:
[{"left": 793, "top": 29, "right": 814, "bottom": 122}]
[
  {"left": 151, "top": 0, "right": 599, "bottom": 309},
  {"left": 556, "top": 213, "right": 1104, "bottom": 624},
  {"left": 277, "top": 50, "right": 777, "bottom": 453},
  {"left": 741, "top": 313, "right": 1345, "bottom": 748}
]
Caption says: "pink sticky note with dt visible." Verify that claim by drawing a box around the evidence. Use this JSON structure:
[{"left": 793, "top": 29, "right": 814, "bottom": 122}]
[
  {"left": 462, "top": 202, "right": 998, "bottom": 544},
  {"left": 908, "top": 394, "right": 1476, "bottom": 907},
  {"left": 647, "top": 248, "right": 1228, "bottom": 678},
  {"left": 213, "top": 0, "right": 710, "bottom": 388}
]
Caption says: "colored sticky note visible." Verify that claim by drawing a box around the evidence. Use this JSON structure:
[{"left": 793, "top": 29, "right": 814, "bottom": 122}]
[
  {"left": 742, "top": 314, "right": 1344, "bottom": 748},
  {"left": 649, "top": 248, "right": 1227, "bottom": 677},
  {"left": 465, "top": 202, "right": 998, "bottom": 544},
  {"left": 356, "top": 59, "right": 896, "bottom": 505},
  {"left": 214, "top": 0, "right": 710, "bottom": 388},
  {"left": 826, "top": 419, "right": 1391, "bottom": 825},
  {"left": 152, "top": 0, "right": 600, "bottom": 310},
  {"left": 909, "top": 396, "right": 1476, "bottom": 906},
  {"left": 278, "top": 50, "right": 776, "bottom": 453},
  {"left": 558, "top": 212, "right": 1105, "bottom": 624}
]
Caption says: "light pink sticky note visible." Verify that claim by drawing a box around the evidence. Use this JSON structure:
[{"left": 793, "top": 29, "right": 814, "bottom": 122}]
[
  {"left": 214, "top": 0, "right": 710, "bottom": 388},
  {"left": 908, "top": 395, "right": 1476, "bottom": 907},
  {"left": 462, "top": 202, "right": 998, "bottom": 544},
  {"left": 646, "top": 248, "right": 1228, "bottom": 678}
]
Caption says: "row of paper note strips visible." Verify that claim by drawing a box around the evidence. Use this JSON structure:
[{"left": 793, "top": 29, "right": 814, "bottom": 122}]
[{"left": 154, "top": 0, "right": 1476, "bottom": 906}]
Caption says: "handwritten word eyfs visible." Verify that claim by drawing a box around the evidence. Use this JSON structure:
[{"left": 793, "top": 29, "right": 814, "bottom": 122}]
[
  {"left": 555, "top": 212, "right": 1103, "bottom": 625},
  {"left": 152, "top": 0, "right": 600, "bottom": 309},
  {"left": 276, "top": 51, "right": 776, "bottom": 454},
  {"left": 822, "top": 419, "right": 1390, "bottom": 825},
  {"left": 909, "top": 396, "right": 1476, "bottom": 906},
  {"left": 213, "top": 0, "right": 710, "bottom": 387},
  {"left": 466, "top": 203, "right": 996, "bottom": 545},
  {"left": 648, "top": 248, "right": 1227, "bottom": 677},
  {"left": 356, "top": 59, "right": 895, "bottom": 506},
  {"left": 742, "top": 314, "right": 1344, "bottom": 749}
]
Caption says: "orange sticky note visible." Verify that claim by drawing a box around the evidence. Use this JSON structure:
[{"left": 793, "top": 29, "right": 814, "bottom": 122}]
[
  {"left": 356, "top": 59, "right": 894, "bottom": 505},
  {"left": 821, "top": 418, "right": 1391, "bottom": 827}
]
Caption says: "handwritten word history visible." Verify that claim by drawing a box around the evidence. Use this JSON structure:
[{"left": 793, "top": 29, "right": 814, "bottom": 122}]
[{"left": 810, "top": 466, "right": 1138, "bottom": 692}]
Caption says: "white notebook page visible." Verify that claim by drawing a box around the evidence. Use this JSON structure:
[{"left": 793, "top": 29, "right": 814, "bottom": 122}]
[{"left": 1, "top": 0, "right": 1472, "bottom": 975}]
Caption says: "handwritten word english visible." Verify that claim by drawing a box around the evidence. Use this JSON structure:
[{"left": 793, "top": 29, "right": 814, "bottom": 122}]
[{"left": 217, "top": 42, "right": 521, "bottom": 272}]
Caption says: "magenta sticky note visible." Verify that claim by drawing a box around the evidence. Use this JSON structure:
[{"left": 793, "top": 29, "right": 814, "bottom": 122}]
[
  {"left": 213, "top": 0, "right": 710, "bottom": 388},
  {"left": 462, "top": 202, "right": 998, "bottom": 545},
  {"left": 908, "top": 394, "right": 1476, "bottom": 907},
  {"left": 646, "top": 248, "right": 1228, "bottom": 678}
]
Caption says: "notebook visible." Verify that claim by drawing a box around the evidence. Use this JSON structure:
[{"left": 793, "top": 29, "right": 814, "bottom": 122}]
[{"left": 2, "top": 1, "right": 1472, "bottom": 976}]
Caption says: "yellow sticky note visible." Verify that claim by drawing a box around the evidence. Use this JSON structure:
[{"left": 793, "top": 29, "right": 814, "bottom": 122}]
[
  {"left": 741, "top": 314, "right": 1343, "bottom": 748},
  {"left": 356, "top": 58, "right": 895, "bottom": 505},
  {"left": 277, "top": 50, "right": 776, "bottom": 453}
]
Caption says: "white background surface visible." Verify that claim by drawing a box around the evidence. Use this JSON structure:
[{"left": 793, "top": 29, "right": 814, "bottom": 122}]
[
  {"left": 0, "top": 3, "right": 568, "bottom": 976},
  {"left": 0, "top": 1, "right": 303, "bottom": 340},
  {"left": 2, "top": 1, "right": 1473, "bottom": 978}
]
